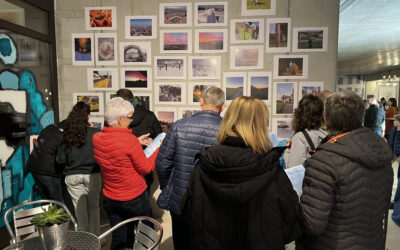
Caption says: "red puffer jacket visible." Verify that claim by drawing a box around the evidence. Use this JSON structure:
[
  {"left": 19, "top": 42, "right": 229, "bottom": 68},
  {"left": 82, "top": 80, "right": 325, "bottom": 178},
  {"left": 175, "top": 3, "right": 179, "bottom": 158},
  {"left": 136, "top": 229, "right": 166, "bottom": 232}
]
[{"left": 93, "top": 127, "right": 159, "bottom": 201}]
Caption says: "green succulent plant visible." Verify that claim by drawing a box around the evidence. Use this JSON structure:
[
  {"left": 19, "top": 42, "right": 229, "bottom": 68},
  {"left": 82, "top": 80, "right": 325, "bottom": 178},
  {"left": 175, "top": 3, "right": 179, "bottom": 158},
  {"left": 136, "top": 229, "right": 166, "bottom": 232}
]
[{"left": 31, "top": 204, "right": 70, "bottom": 227}]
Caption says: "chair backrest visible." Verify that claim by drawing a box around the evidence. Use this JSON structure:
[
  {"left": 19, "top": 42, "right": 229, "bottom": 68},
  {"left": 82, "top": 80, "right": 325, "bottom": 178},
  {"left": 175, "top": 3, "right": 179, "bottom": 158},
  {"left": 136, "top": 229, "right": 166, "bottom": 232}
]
[{"left": 4, "top": 199, "right": 78, "bottom": 244}]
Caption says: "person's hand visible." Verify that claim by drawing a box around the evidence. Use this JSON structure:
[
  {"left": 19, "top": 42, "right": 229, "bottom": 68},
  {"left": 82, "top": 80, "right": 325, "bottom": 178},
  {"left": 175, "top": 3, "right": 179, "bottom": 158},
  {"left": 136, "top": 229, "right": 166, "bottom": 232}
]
[
  {"left": 139, "top": 133, "right": 153, "bottom": 146},
  {"left": 88, "top": 121, "right": 94, "bottom": 127}
]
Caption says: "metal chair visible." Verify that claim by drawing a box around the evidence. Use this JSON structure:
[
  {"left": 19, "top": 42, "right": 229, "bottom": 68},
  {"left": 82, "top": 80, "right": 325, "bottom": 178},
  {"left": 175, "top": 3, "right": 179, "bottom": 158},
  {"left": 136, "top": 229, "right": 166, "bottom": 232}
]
[
  {"left": 4, "top": 199, "right": 78, "bottom": 244},
  {"left": 98, "top": 216, "right": 163, "bottom": 250}
]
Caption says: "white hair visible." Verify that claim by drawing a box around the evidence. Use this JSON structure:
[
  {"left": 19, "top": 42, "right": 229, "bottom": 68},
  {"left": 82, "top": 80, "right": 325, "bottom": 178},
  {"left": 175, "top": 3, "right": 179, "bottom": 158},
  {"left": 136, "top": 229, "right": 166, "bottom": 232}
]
[
  {"left": 105, "top": 97, "right": 134, "bottom": 125},
  {"left": 369, "top": 98, "right": 378, "bottom": 105}
]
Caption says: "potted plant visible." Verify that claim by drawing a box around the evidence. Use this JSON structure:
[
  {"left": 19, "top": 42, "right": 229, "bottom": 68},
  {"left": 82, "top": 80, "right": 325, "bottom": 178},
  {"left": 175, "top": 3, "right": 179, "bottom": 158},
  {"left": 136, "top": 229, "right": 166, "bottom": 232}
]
[{"left": 31, "top": 204, "right": 70, "bottom": 250}]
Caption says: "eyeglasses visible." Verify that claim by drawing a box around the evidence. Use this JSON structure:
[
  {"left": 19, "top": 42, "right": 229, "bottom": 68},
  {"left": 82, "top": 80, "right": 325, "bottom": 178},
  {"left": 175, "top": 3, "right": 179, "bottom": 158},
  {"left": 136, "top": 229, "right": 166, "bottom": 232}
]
[{"left": 124, "top": 115, "right": 133, "bottom": 121}]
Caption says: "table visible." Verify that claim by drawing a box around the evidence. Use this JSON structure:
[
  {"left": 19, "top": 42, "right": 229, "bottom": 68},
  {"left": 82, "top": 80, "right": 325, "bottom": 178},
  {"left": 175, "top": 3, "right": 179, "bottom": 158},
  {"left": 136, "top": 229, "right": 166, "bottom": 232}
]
[{"left": 4, "top": 231, "right": 101, "bottom": 250}]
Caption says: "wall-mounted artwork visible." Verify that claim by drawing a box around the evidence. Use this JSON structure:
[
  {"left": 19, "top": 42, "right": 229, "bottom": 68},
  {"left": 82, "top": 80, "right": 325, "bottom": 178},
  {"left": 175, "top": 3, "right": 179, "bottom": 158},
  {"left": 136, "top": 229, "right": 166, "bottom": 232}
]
[
  {"left": 241, "top": 0, "right": 276, "bottom": 16},
  {"left": 230, "top": 45, "right": 263, "bottom": 70},
  {"left": 178, "top": 107, "right": 202, "bottom": 119},
  {"left": 154, "top": 56, "right": 186, "bottom": 79},
  {"left": 159, "top": 3, "right": 192, "bottom": 27},
  {"left": 73, "top": 92, "right": 104, "bottom": 115},
  {"left": 85, "top": 6, "right": 117, "bottom": 30},
  {"left": 18, "top": 36, "right": 39, "bottom": 66},
  {"left": 95, "top": 33, "right": 117, "bottom": 65},
  {"left": 188, "top": 56, "right": 221, "bottom": 80},
  {"left": 273, "top": 82, "right": 297, "bottom": 115},
  {"left": 120, "top": 68, "right": 152, "bottom": 91},
  {"left": 299, "top": 81, "right": 324, "bottom": 98},
  {"left": 120, "top": 42, "right": 151, "bottom": 65},
  {"left": 189, "top": 82, "right": 221, "bottom": 105},
  {"left": 247, "top": 72, "right": 272, "bottom": 103},
  {"left": 230, "top": 18, "right": 264, "bottom": 44},
  {"left": 154, "top": 107, "right": 177, "bottom": 133},
  {"left": 89, "top": 116, "right": 104, "bottom": 130},
  {"left": 87, "top": 68, "right": 118, "bottom": 91},
  {"left": 160, "top": 30, "right": 192, "bottom": 53},
  {"left": 273, "top": 55, "right": 308, "bottom": 79},
  {"left": 125, "top": 16, "right": 157, "bottom": 40},
  {"left": 195, "top": 29, "right": 227, "bottom": 53},
  {"left": 266, "top": 18, "right": 291, "bottom": 53},
  {"left": 132, "top": 92, "right": 152, "bottom": 111},
  {"left": 272, "top": 118, "right": 293, "bottom": 141},
  {"left": 155, "top": 82, "right": 186, "bottom": 105},
  {"left": 195, "top": 2, "right": 227, "bottom": 26},
  {"left": 105, "top": 92, "right": 117, "bottom": 104},
  {"left": 71, "top": 33, "right": 93, "bottom": 65},
  {"left": 292, "top": 27, "right": 328, "bottom": 52},
  {"left": 223, "top": 72, "right": 246, "bottom": 103}
]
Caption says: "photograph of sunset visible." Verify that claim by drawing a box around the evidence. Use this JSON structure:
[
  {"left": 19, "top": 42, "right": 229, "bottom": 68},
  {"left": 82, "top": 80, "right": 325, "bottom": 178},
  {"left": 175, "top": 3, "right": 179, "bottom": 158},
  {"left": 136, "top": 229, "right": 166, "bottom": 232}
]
[
  {"left": 163, "top": 32, "right": 188, "bottom": 50},
  {"left": 199, "top": 31, "right": 224, "bottom": 50},
  {"left": 124, "top": 70, "right": 148, "bottom": 88}
]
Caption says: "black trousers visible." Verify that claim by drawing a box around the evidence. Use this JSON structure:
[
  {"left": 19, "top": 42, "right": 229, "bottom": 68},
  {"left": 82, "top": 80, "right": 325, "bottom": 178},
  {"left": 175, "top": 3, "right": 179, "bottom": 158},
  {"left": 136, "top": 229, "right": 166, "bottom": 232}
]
[
  {"left": 31, "top": 172, "right": 64, "bottom": 203},
  {"left": 171, "top": 212, "right": 190, "bottom": 250}
]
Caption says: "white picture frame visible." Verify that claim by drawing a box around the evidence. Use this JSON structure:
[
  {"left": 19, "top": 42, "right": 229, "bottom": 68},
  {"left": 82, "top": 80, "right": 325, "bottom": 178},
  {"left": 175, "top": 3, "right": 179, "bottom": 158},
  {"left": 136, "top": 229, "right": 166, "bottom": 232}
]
[
  {"left": 188, "top": 82, "right": 221, "bottom": 105},
  {"left": 298, "top": 81, "right": 324, "bottom": 98},
  {"left": 132, "top": 92, "right": 153, "bottom": 111},
  {"left": 230, "top": 45, "right": 264, "bottom": 70},
  {"left": 71, "top": 33, "right": 94, "bottom": 66},
  {"left": 87, "top": 68, "right": 119, "bottom": 91},
  {"left": 194, "top": 2, "right": 228, "bottom": 27},
  {"left": 247, "top": 71, "right": 272, "bottom": 104},
  {"left": 73, "top": 92, "right": 104, "bottom": 115},
  {"left": 160, "top": 30, "right": 192, "bottom": 54},
  {"left": 223, "top": 72, "right": 247, "bottom": 103},
  {"left": 95, "top": 33, "right": 117, "bottom": 65},
  {"left": 120, "top": 68, "right": 152, "bottom": 91},
  {"left": 230, "top": 18, "right": 264, "bottom": 44},
  {"left": 241, "top": 0, "right": 276, "bottom": 16},
  {"left": 177, "top": 107, "right": 202, "bottom": 119},
  {"left": 188, "top": 56, "right": 221, "bottom": 80},
  {"left": 120, "top": 42, "right": 151, "bottom": 66},
  {"left": 194, "top": 29, "right": 228, "bottom": 53},
  {"left": 159, "top": 3, "right": 192, "bottom": 27},
  {"left": 154, "top": 107, "right": 178, "bottom": 132},
  {"left": 266, "top": 18, "right": 291, "bottom": 53},
  {"left": 273, "top": 81, "right": 298, "bottom": 115},
  {"left": 105, "top": 92, "right": 117, "bottom": 104},
  {"left": 155, "top": 82, "right": 186, "bottom": 105},
  {"left": 273, "top": 55, "right": 309, "bottom": 80},
  {"left": 89, "top": 116, "right": 105, "bottom": 130},
  {"left": 292, "top": 27, "right": 328, "bottom": 52},
  {"left": 85, "top": 6, "right": 117, "bottom": 31},
  {"left": 271, "top": 117, "right": 293, "bottom": 141},
  {"left": 125, "top": 16, "right": 157, "bottom": 40},
  {"left": 154, "top": 56, "right": 186, "bottom": 80}
]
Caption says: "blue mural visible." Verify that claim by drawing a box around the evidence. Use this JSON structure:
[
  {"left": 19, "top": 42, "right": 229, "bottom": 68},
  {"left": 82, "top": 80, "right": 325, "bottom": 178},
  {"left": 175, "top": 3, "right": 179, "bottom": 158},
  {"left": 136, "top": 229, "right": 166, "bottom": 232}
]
[{"left": 0, "top": 34, "right": 17, "bottom": 65}]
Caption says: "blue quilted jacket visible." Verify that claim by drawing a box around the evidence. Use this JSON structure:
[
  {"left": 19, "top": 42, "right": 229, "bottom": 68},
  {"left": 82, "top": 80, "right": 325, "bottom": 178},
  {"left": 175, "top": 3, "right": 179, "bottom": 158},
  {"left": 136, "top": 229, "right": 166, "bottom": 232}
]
[
  {"left": 156, "top": 110, "right": 222, "bottom": 214},
  {"left": 388, "top": 127, "right": 400, "bottom": 156}
]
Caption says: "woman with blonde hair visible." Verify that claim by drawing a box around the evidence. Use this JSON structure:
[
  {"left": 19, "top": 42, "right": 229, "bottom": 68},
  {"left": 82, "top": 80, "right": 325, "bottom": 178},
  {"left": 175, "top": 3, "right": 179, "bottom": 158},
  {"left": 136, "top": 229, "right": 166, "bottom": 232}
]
[{"left": 181, "top": 96, "right": 301, "bottom": 250}]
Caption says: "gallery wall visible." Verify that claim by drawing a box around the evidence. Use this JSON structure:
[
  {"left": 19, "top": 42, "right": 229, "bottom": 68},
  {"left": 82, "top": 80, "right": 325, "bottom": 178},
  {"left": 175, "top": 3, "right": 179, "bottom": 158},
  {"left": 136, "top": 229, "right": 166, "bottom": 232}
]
[{"left": 55, "top": 0, "right": 339, "bottom": 136}]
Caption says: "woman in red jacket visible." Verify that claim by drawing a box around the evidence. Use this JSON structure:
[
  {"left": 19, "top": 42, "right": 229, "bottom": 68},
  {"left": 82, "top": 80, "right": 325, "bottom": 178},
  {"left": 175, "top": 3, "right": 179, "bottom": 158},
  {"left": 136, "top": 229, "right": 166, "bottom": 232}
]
[
  {"left": 385, "top": 97, "right": 398, "bottom": 139},
  {"left": 92, "top": 97, "right": 157, "bottom": 250}
]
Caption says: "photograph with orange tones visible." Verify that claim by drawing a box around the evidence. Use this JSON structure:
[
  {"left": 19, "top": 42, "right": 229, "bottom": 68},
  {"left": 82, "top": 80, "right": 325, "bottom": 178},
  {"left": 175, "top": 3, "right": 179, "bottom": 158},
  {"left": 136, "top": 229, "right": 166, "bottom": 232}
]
[
  {"left": 89, "top": 9, "right": 112, "bottom": 27},
  {"left": 249, "top": 75, "right": 270, "bottom": 100},
  {"left": 198, "top": 31, "right": 224, "bottom": 50},
  {"left": 74, "top": 37, "right": 92, "bottom": 62},
  {"left": 155, "top": 108, "right": 176, "bottom": 132},
  {"left": 162, "top": 32, "right": 189, "bottom": 51},
  {"left": 278, "top": 58, "right": 303, "bottom": 77},
  {"left": 122, "top": 69, "right": 148, "bottom": 89}
]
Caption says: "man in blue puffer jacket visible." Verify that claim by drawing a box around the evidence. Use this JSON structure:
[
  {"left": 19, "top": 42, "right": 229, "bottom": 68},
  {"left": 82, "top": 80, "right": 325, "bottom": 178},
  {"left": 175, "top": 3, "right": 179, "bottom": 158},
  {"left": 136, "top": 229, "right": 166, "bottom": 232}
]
[{"left": 156, "top": 86, "right": 225, "bottom": 250}]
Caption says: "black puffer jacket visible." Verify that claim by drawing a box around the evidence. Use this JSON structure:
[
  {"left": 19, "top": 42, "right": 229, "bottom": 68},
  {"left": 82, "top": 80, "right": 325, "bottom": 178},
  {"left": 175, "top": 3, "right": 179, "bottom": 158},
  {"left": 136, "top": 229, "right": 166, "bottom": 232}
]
[
  {"left": 181, "top": 137, "right": 302, "bottom": 250},
  {"left": 130, "top": 105, "right": 162, "bottom": 140},
  {"left": 300, "top": 128, "right": 394, "bottom": 250}
]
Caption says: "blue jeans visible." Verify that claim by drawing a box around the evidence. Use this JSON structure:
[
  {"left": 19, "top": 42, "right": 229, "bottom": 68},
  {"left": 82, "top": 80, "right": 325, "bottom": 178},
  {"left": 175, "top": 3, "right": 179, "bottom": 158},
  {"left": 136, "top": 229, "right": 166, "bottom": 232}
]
[
  {"left": 392, "top": 163, "right": 400, "bottom": 227},
  {"left": 103, "top": 191, "right": 152, "bottom": 250}
]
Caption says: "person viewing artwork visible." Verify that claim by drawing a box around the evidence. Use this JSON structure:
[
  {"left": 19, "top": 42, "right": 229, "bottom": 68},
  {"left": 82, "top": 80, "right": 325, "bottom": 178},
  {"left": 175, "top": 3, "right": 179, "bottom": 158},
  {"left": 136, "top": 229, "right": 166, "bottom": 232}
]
[
  {"left": 300, "top": 91, "right": 393, "bottom": 250},
  {"left": 364, "top": 98, "right": 386, "bottom": 136},
  {"left": 181, "top": 96, "right": 301, "bottom": 250},
  {"left": 387, "top": 114, "right": 400, "bottom": 227},
  {"left": 56, "top": 102, "right": 102, "bottom": 235},
  {"left": 92, "top": 97, "right": 157, "bottom": 250},
  {"left": 385, "top": 97, "right": 398, "bottom": 139}
]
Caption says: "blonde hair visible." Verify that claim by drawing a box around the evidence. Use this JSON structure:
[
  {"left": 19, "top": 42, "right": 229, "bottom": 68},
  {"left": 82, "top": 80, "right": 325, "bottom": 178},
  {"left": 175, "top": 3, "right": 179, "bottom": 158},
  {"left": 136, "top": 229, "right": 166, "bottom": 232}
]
[{"left": 217, "top": 96, "right": 272, "bottom": 154}]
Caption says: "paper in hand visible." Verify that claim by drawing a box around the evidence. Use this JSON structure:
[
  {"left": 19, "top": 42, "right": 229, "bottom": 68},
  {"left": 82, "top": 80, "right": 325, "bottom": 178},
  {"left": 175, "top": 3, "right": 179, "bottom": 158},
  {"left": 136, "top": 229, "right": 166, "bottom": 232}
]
[{"left": 144, "top": 133, "right": 166, "bottom": 158}]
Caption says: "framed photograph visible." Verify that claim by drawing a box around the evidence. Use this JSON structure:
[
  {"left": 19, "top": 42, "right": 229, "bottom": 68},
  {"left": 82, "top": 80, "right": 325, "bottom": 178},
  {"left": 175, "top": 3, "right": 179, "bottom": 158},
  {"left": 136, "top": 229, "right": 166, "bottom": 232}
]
[
  {"left": 87, "top": 68, "right": 118, "bottom": 91},
  {"left": 273, "top": 82, "right": 298, "bottom": 115},
  {"left": 195, "top": 29, "right": 228, "bottom": 53},
  {"left": 85, "top": 6, "right": 117, "bottom": 30},
  {"left": 73, "top": 92, "right": 104, "bottom": 115},
  {"left": 120, "top": 42, "right": 151, "bottom": 65},
  {"left": 178, "top": 107, "right": 202, "bottom": 119},
  {"left": 189, "top": 56, "right": 221, "bottom": 80},
  {"left": 188, "top": 82, "right": 221, "bottom": 105},
  {"left": 266, "top": 18, "right": 291, "bottom": 53},
  {"left": 247, "top": 72, "right": 272, "bottom": 103},
  {"left": 125, "top": 16, "right": 157, "bottom": 40},
  {"left": 95, "top": 33, "right": 117, "bottom": 65},
  {"left": 299, "top": 81, "right": 324, "bottom": 98},
  {"left": 230, "top": 45, "right": 263, "bottom": 70},
  {"left": 230, "top": 18, "right": 264, "bottom": 44},
  {"left": 71, "top": 33, "right": 94, "bottom": 65},
  {"left": 155, "top": 82, "right": 186, "bottom": 105},
  {"left": 159, "top": 3, "right": 192, "bottom": 27},
  {"left": 154, "top": 107, "right": 177, "bottom": 133},
  {"left": 18, "top": 36, "right": 39, "bottom": 66},
  {"left": 132, "top": 92, "right": 152, "bottom": 111},
  {"left": 105, "top": 92, "right": 117, "bottom": 104},
  {"left": 241, "top": 0, "right": 276, "bottom": 16},
  {"left": 195, "top": 2, "right": 228, "bottom": 27},
  {"left": 223, "top": 72, "right": 246, "bottom": 103},
  {"left": 120, "top": 68, "right": 152, "bottom": 91},
  {"left": 160, "top": 30, "right": 192, "bottom": 53},
  {"left": 89, "top": 116, "right": 104, "bottom": 130},
  {"left": 272, "top": 118, "right": 293, "bottom": 141},
  {"left": 292, "top": 27, "right": 328, "bottom": 52},
  {"left": 273, "top": 55, "right": 308, "bottom": 79},
  {"left": 154, "top": 56, "right": 186, "bottom": 80}
]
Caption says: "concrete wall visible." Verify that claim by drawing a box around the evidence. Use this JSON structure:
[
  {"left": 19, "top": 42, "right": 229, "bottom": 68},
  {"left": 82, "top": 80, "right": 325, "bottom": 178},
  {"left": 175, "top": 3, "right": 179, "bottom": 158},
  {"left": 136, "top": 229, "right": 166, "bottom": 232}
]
[{"left": 55, "top": 0, "right": 339, "bottom": 121}]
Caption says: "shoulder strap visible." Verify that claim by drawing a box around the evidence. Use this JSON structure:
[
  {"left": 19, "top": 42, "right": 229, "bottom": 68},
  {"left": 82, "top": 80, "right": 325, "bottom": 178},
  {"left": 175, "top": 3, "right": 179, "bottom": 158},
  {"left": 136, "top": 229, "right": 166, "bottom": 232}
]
[{"left": 301, "top": 130, "right": 315, "bottom": 151}]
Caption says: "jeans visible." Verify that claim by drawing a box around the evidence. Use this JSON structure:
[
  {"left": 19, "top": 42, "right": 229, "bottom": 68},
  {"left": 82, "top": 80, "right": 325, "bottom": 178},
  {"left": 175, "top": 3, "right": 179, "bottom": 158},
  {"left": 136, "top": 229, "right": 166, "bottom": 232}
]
[
  {"left": 103, "top": 191, "right": 152, "bottom": 250},
  {"left": 31, "top": 172, "right": 64, "bottom": 203},
  {"left": 65, "top": 173, "right": 102, "bottom": 235},
  {"left": 171, "top": 212, "right": 190, "bottom": 250},
  {"left": 392, "top": 163, "right": 400, "bottom": 227}
]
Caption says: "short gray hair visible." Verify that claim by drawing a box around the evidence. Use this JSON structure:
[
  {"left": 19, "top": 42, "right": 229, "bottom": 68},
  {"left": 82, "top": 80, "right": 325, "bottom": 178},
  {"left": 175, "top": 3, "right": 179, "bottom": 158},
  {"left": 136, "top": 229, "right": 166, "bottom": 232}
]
[
  {"left": 105, "top": 97, "right": 134, "bottom": 125},
  {"left": 202, "top": 86, "right": 225, "bottom": 108}
]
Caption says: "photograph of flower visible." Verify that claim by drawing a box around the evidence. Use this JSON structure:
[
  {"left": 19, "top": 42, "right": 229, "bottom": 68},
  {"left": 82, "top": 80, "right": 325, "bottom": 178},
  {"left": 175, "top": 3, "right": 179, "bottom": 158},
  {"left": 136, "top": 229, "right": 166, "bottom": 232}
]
[
  {"left": 89, "top": 116, "right": 104, "bottom": 130},
  {"left": 273, "top": 82, "right": 297, "bottom": 115},
  {"left": 248, "top": 72, "right": 272, "bottom": 103},
  {"left": 266, "top": 18, "right": 291, "bottom": 52},
  {"left": 125, "top": 16, "right": 157, "bottom": 40},
  {"left": 274, "top": 55, "right": 308, "bottom": 79},
  {"left": 195, "top": 29, "right": 227, "bottom": 53},
  {"left": 299, "top": 81, "right": 324, "bottom": 98},
  {"left": 195, "top": 2, "right": 227, "bottom": 26},
  {"left": 223, "top": 72, "right": 246, "bottom": 102},
  {"left": 178, "top": 107, "right": 202, "bottom": 119},
  {"left": 230, "top": 19, "right": 264, "bottom": 44},
  {"left": 189, "top": 82, "right": 220, "bottom": 105},
  {"left": 154, "top": 56, "right": 186, "bottom": 79},
  {"left": 230, "top": 45, "right": 263, "bottom": 70},
  {"left": 120, "top": 42, "right": 151, "bottom": 65},
  {"left": 272, "top": 118, "right": 293, "bottom": 140},
  {"left": 155, "top": 82, "right": 186, "bottom": 105},
  {"left": 87, "top": 68, "right": 118, "bottom": 91},
  {"left": 85, "top": 7, "right": 116, "bottom": 30},
  {"left": 72, "top": 33, "right": 93, "bottom": 65},
  {"left": 241, "top": 0, "right": 276, "bottom": 16},
  {"left": 95, "top": 33, "right": 117, "bottom": 65},
  {"left": 120, "top": 68, "right": 151, "bottom": 91},
  {"left": 292, "top": 27, "right": 328, "bottom": 52},
  {"left": 189, "top": 56, "right": 221, "bottom": 80},
  {"left": 73, "top": 92, "right": 104, "bottom": 115},
  {"left": 154, "top": 107, "right": 177, "bottom": 133},
  {"left": 159, "top": 3, "right": 192, "bottom": 27},
  {"left": 160, "top": 30, "right": 192, "bottom": 53}
]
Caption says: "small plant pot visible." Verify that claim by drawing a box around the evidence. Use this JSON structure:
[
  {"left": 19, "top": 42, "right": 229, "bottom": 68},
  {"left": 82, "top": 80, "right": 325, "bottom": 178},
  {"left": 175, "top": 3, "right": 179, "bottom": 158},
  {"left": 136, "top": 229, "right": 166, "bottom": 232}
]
[{"left": 37, "top": 220, "right": 69, "bottom": 250}]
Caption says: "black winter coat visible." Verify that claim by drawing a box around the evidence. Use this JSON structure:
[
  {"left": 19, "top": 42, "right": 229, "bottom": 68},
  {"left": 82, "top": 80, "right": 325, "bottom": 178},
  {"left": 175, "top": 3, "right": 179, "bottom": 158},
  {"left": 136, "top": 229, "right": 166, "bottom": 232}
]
[
  {"left": 130, "top": 105, "right": 162, "bottom": 140},
  {"left": 300, "top": 128, "right": 394, "bottom": 250},
  {"left": 181, "top": 137, "right": 302, "bottom": 250}
]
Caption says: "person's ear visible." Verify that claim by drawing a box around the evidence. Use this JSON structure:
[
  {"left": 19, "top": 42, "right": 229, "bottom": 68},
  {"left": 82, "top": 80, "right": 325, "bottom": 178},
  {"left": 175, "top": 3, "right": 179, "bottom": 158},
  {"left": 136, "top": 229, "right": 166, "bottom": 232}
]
[
  {"left": 200, "top": 98, "right": 204, "bottom": 107},
  {"left": 219, "top": 102, "right": 226, "bottom": 114}
]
